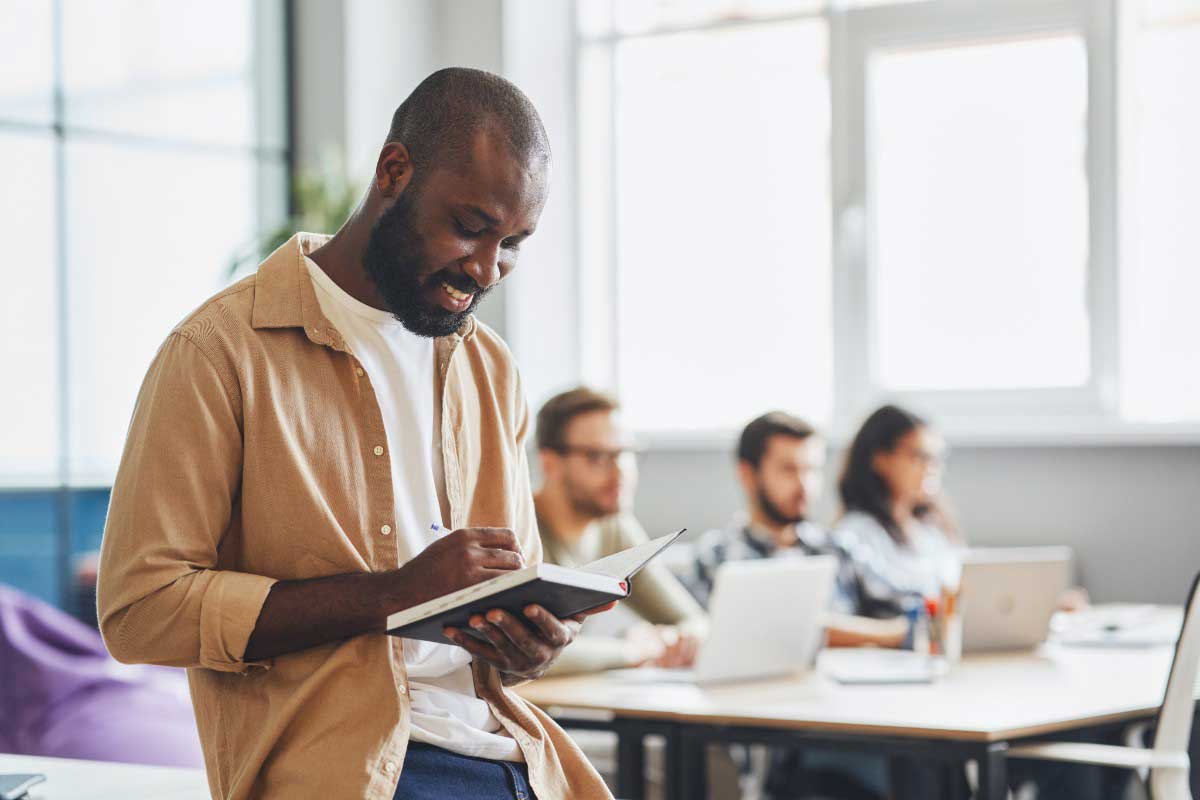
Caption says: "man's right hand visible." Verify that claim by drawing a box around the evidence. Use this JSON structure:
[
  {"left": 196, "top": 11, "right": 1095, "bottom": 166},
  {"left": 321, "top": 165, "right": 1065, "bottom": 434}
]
[
  {"left": 395, "top": 527, "right": 526, "bottom": 608},
  {"left": 243, "top": 527, "right": 526, "bottom": 662}
]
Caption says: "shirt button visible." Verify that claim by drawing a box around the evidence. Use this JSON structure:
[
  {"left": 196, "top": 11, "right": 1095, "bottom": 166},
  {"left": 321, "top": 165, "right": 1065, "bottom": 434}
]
[
  {"left": 355, "top": 367, "right": 364, "bottom": 377},
  {"left": 373, "top": 445, "right": 384, "bottom": 456},
  {"left": 383, "top": 761, "right": 396, "bottom": 775},
  {"left": 397, "top": 682, "right": 407, "bottom": 694},
  {"left": 381, "top": 524, "right": 392, "bottom": 536}
]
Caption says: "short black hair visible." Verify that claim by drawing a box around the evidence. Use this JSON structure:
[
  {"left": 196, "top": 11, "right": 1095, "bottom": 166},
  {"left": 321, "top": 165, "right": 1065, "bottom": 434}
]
[
  {"left": 737, "top": 411, "right": 816, "bottom": 469},
  {"left": 386, "top": 67, "right": 550, "bottom": 178},
  {"left": 536, "top": 387, "right": 619, "bottom": 452}
]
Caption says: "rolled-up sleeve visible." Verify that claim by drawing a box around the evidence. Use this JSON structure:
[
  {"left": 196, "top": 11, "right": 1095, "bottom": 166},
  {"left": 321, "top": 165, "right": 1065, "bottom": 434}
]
[{"left": 97, "top": 331, "right": 276, "bottom": 674}]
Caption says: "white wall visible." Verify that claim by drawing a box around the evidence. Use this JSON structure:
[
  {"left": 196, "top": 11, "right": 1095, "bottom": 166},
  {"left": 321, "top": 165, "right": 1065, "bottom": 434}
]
[
  {"left": 631, "top": 443, "right": 1200, "bottom": 605},
  {"left": 291, "top": 0, "right": 347, "bottom": 173},
  {"left": 500, "top": 0, "right": 580, "bottom": 407},
  {"left": 294, "top": 1, "right": 1200, "bottom": 607}
]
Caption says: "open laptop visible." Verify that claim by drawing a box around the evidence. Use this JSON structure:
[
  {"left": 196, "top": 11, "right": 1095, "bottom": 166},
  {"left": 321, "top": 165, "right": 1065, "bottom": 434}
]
[
  {"left": 612, "top": 555, "right": 837, "bottom": 685},
  {"left": 960, "top": 546, "right": 1072, "bottom": 653}
]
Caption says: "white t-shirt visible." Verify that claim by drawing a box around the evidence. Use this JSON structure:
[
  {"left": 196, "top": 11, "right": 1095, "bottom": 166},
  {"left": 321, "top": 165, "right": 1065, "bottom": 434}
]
[{"left": 305, "top": 256, "right": 522, "bottom": 762}]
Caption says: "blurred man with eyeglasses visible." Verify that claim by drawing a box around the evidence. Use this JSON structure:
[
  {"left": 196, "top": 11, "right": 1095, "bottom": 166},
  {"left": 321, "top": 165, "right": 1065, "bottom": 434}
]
[{"left": 533, "top": 387, "right": 706, "bottom": 675}]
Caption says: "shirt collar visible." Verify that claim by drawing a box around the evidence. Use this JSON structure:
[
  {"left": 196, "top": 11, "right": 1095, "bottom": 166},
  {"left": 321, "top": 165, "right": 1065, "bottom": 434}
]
[{"left": 737, "top": 514, "right": 826, "bottom": 555}]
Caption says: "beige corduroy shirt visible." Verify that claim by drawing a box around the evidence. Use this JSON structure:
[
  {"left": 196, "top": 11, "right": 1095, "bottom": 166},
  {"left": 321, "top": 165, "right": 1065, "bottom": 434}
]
[{"left": 96, "top": 233, "right": 611, "bottom": 800}]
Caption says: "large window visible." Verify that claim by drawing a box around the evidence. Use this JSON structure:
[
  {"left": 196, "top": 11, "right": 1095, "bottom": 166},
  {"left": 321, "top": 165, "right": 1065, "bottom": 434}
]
[
  {"left": 567, "top": 0, "right": 1199, "bottom": 441},
  {"left": 1121, "top": 0, "right": 1200, "bottom": 422},
  {"left": 578, "top": 5, "right": 833, "bottom": 434},
  {"left": 0, "top": 0, "right": 290, "bottom": 486},
  {"left": 870, "top": 35, "right": 1089, "bottom": 393},
  {"left": 0, "top": 0, "right": 290, "bottom": 606}
]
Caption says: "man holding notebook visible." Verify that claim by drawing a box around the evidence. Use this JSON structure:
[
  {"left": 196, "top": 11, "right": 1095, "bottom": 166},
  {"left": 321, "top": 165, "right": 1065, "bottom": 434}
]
[{"left": 97, "top": 69, "right": 612, "bottom": 800}]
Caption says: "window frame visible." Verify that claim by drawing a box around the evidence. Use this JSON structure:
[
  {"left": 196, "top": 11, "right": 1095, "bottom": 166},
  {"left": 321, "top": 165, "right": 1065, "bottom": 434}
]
[
  {"left": 513, "top": 0, "right": 1200, "bottom": 446},
  {"left": 0, "top": 0, "right": 294, "bottom": 488},
  {"left": 831, "top": 0, "right": 1122, "bottom": 441}
]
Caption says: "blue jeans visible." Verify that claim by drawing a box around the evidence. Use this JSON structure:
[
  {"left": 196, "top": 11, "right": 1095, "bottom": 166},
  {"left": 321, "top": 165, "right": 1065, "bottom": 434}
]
[{"left": 392, "top": 743, "right": 538, "bottom": 800}]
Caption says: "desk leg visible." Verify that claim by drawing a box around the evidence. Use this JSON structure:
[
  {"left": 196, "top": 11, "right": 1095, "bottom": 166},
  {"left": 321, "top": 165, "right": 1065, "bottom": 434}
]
[
  {"left": 891, "top": 754, "right": 969, "bottom": 800},
  {"left": 976, "top": 743, "right": 1009, "bottom": 800},
  {"left": 888, "top": 755, "right": 914, "bottom": 800},
  {"left": 939, "top": 762, "right": 969, "bottom": 800},
  {"left": 674, "top": 728, "right": 706, "bottom": 800},
  {"left": 615, "top": 725, "right": 645, "bottom": 800},
  {"left": 1192, "top": 708, "right": 1199, "bottom": 798}
]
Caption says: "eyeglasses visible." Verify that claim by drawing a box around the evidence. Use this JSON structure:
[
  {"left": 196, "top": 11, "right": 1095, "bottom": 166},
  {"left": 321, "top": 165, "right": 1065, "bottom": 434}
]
[{"left": 555, "top": 445, "right": 641, "bottom": 469}]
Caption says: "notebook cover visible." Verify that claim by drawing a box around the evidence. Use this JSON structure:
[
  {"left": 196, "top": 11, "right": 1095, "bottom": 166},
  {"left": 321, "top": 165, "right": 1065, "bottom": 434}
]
[{"left": 387, "top": 577, "right": 627, "bottom": 646}]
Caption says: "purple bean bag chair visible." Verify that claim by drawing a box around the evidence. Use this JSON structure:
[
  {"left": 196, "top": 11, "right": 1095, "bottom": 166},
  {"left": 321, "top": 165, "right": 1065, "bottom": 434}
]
[{"left": 0, "top": 584, "right": 203, "bottom": 767}]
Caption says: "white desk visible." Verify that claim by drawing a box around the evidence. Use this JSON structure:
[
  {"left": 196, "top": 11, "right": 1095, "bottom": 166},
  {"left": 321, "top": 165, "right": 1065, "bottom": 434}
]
[
  {"left": 520, "top": 641, "right": 1194, "bottom": 800},
  {"left": 0, "top": 755, "right": 208, "bottom": 800}
]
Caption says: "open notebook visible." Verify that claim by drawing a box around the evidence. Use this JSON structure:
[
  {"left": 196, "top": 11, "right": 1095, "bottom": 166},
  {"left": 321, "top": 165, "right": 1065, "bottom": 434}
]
[{"left": 387, "top": 529, "right": 687, "bottom": 646}]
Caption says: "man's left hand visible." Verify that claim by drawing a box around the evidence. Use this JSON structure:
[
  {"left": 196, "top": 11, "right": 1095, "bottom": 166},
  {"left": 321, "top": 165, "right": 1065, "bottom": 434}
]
[{"left": 444, "top": 601, "right": 617, "bottom": 684}]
